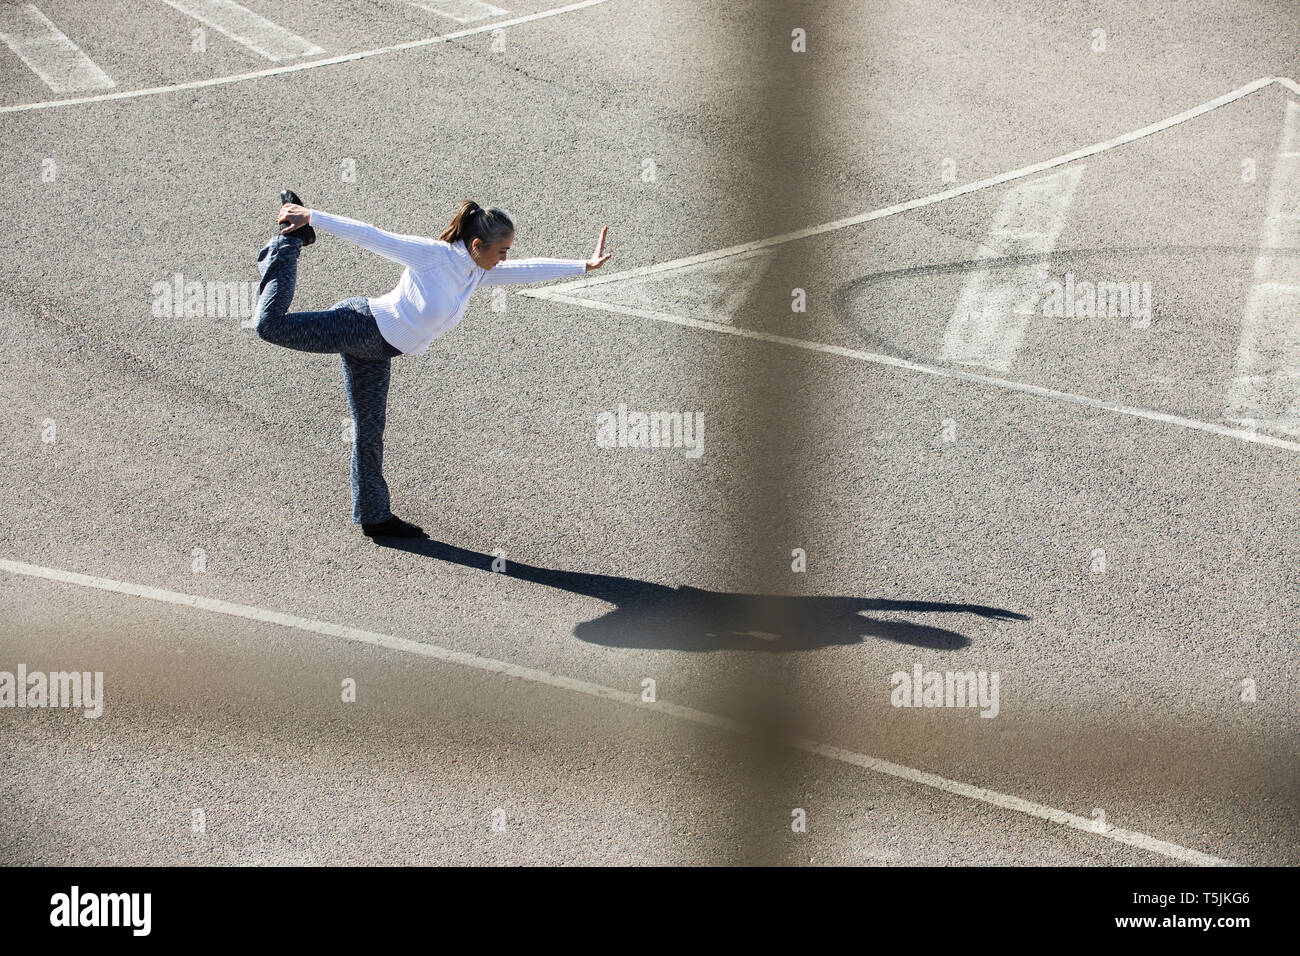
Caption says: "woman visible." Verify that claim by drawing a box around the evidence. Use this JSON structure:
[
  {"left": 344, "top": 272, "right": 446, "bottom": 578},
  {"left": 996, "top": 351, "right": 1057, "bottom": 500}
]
[{"left": 254, "top": 189, "right": 612, "bottom": 539}]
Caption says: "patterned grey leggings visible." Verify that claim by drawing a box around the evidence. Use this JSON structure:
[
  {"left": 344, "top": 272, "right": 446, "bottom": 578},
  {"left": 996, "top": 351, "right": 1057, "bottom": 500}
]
[{"left": 253, "top": 233, "right": 404, "bottom": 525}]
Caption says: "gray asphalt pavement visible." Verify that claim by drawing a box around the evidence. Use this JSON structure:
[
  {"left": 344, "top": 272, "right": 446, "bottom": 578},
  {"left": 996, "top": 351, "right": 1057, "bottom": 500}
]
[{"left": 0, "top": 0, "right": 1296, "bottom": 866}]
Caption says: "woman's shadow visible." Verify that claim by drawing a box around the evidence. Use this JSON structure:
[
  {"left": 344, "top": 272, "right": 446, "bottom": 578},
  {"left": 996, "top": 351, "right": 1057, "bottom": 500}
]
[{"left": 375, "top": 538, "right": 1028, "bottom": 651}]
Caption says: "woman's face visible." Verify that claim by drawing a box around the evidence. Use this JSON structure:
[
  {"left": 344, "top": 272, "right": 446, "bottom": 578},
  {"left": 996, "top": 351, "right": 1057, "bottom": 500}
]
[{"left": 473, "top": 233, "right": 514, "bottom": 269}]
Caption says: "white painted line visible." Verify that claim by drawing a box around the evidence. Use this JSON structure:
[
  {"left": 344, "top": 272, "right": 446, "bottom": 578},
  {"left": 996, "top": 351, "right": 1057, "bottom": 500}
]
[
  {"left": 941, "top": 167, "right": 1085, "bottom": 371},
  {"left": 524, "top": 289, "right": 1300, "bottom": 454},
  {"left": 0, "top": 4, "right": 114, "bottom": 94},
  {"left": 1226, "top": 101, "right": 1300, "bottom": 436},
  {"left": 718, "top": 250, "right": 774, "bottom": 321},
  {"left": 521, "top": 78, "right": 1300, "bottom": 454},
  {"left": 576, "top": 248, "right": 774, "bottom": 326},
  {"left": 407, "top": 0, "right": 509, "bottom": 23},
  {"left": 160, "top": 0, "right": 323, "bottom": 61},
  {"left": 794, "top": 736, "right": 1228, "bottom": 866},
  {"left": 0, "top": 0, "right": 610, "bottom": 113},
  {"left": 0, "top": 556, "right": 1231, "bottom": 866},
  {"left": 543, "top": 76, "right": 1283, "bottom": 298}
]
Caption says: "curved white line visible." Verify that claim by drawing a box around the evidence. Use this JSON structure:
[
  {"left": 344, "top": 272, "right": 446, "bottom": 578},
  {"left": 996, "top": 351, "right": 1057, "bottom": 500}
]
[
  {"left": 539, "top": 76, "right": 1293, "bottom": 294},
  {"left": 522, "top": 77, "right": 1300, "bottom": 454}
]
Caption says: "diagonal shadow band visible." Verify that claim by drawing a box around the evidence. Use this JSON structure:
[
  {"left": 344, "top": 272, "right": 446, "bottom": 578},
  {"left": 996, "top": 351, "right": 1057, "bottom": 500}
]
[{"left": 374, "top": 537, "right": 1030, "bottom": 652}]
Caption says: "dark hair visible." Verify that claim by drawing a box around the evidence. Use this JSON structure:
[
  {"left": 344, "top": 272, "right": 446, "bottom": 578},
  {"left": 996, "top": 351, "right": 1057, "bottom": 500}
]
[{"left": 438, "top": 200, "right": 514, "bottom": 250}]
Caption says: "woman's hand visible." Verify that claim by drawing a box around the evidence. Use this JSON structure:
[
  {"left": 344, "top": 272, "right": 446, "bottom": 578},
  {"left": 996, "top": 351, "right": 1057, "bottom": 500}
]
[
  {"left": 585, "top": 226, "right": 612, "bottom": 272},
  {"left": 278, "top": 203, "right": 311, "bottom": 234}
]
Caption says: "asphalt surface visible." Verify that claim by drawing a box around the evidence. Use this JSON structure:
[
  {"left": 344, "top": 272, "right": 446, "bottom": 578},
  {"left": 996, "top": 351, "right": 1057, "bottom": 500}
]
[{"left": 0, "top": 0, "right": 1296, "bottom": 866}]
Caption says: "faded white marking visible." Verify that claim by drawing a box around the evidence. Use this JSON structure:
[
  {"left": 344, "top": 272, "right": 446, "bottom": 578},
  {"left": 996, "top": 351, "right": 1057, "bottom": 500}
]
[
  {"left": 1226, "top": 101, "right": 1300, "bottom": 436},
  {"left": 539, "top": 77, "right": 1281, "bottom": 298},
  {"left": 524, "top": 80, "right": 1300, "bottom": 455},
  {"left": 0, "top": 4, "right": 113, "bottom": 94},
  {"left": 941, "top": 167, "right": 1084, "bottom": 371},
  {"left": 160, "top": 0, "right": 323, "bottom": 61},
  {"left": 407, "top": 0, "right": 509, "bottom": 23},
  {"left": 0, "top": 0, "right": 610, "bottom": 114},
  {"left": 574, "top": 248, "right": 773, "bottom": 326},
  {"left": 0, "top": 556, "right": 1231, "bottom": 866}
]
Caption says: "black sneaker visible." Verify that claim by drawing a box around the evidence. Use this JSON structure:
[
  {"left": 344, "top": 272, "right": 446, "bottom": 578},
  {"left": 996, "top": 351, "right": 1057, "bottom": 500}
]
[
  {"left": 278, "top": 188, "right": 316, "bottom": 245},
  {"left": 362, "top": 515, "right": 426, "bottom": 539}
]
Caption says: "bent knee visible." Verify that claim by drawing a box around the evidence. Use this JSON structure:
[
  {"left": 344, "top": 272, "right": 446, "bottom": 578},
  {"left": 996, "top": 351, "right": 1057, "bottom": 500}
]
[{"left": 254, "top": 311, "right": 281, "bottom": 343}]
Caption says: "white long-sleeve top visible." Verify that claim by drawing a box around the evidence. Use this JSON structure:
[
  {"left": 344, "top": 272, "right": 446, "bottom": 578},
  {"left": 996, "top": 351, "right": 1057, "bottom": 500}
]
[{"left": 309, "top": 209, "right": 588, "bottom": 355}]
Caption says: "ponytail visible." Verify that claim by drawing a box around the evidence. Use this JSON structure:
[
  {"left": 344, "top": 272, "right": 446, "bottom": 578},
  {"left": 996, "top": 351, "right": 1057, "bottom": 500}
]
[{"left": 439, "top": 200, "right": 514, "bottom": 250}]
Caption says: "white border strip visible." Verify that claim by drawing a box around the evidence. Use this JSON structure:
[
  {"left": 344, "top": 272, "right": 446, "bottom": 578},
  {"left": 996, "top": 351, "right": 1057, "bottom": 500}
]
[
  {"left": 939, "top": 166, "right": 1086, "bottom": 370},
  {"left": 0, "top": 4, "right": 115, "bottom": 94},
  {"left": 0, "top": 0, "right": 609, "bottom": 114},
  {"left": 408, "top": 0, "right": 511, "bottom": 24},
  {"left": 159, "top": 0, "right": 325, "bottom": 62},
  {"left": 0, "top": 556, "right": 1232, "bottom": 866},
  {"left": 1225, "top": 101, "right": 1300, "bottom": 436}
]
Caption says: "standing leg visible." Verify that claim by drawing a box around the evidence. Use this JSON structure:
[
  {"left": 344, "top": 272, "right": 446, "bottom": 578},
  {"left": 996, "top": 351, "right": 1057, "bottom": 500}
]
[
  {"left": 341, "top": 352, "right": 394, "bottom": 525},
  {"left": 253, "top": 229, "right": 418, "bottom": 536}
]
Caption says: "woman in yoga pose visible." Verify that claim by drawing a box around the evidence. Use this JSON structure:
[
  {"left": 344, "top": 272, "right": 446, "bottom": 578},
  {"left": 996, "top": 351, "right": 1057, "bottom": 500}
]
[{"left": 255, "top": 189, "right": 612, "bottom": 539}]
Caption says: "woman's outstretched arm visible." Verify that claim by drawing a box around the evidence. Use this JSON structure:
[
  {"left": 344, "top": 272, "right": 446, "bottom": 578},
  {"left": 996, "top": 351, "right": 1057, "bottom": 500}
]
[
  {"left": 278, "top": 203, "right": 438, "bottom": 272},
  {"left": 477, "top": 256, "right": 588, "bottom": 286},
  {"left": 477, "top": 226, "right": 613, "bottom": 286}
]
